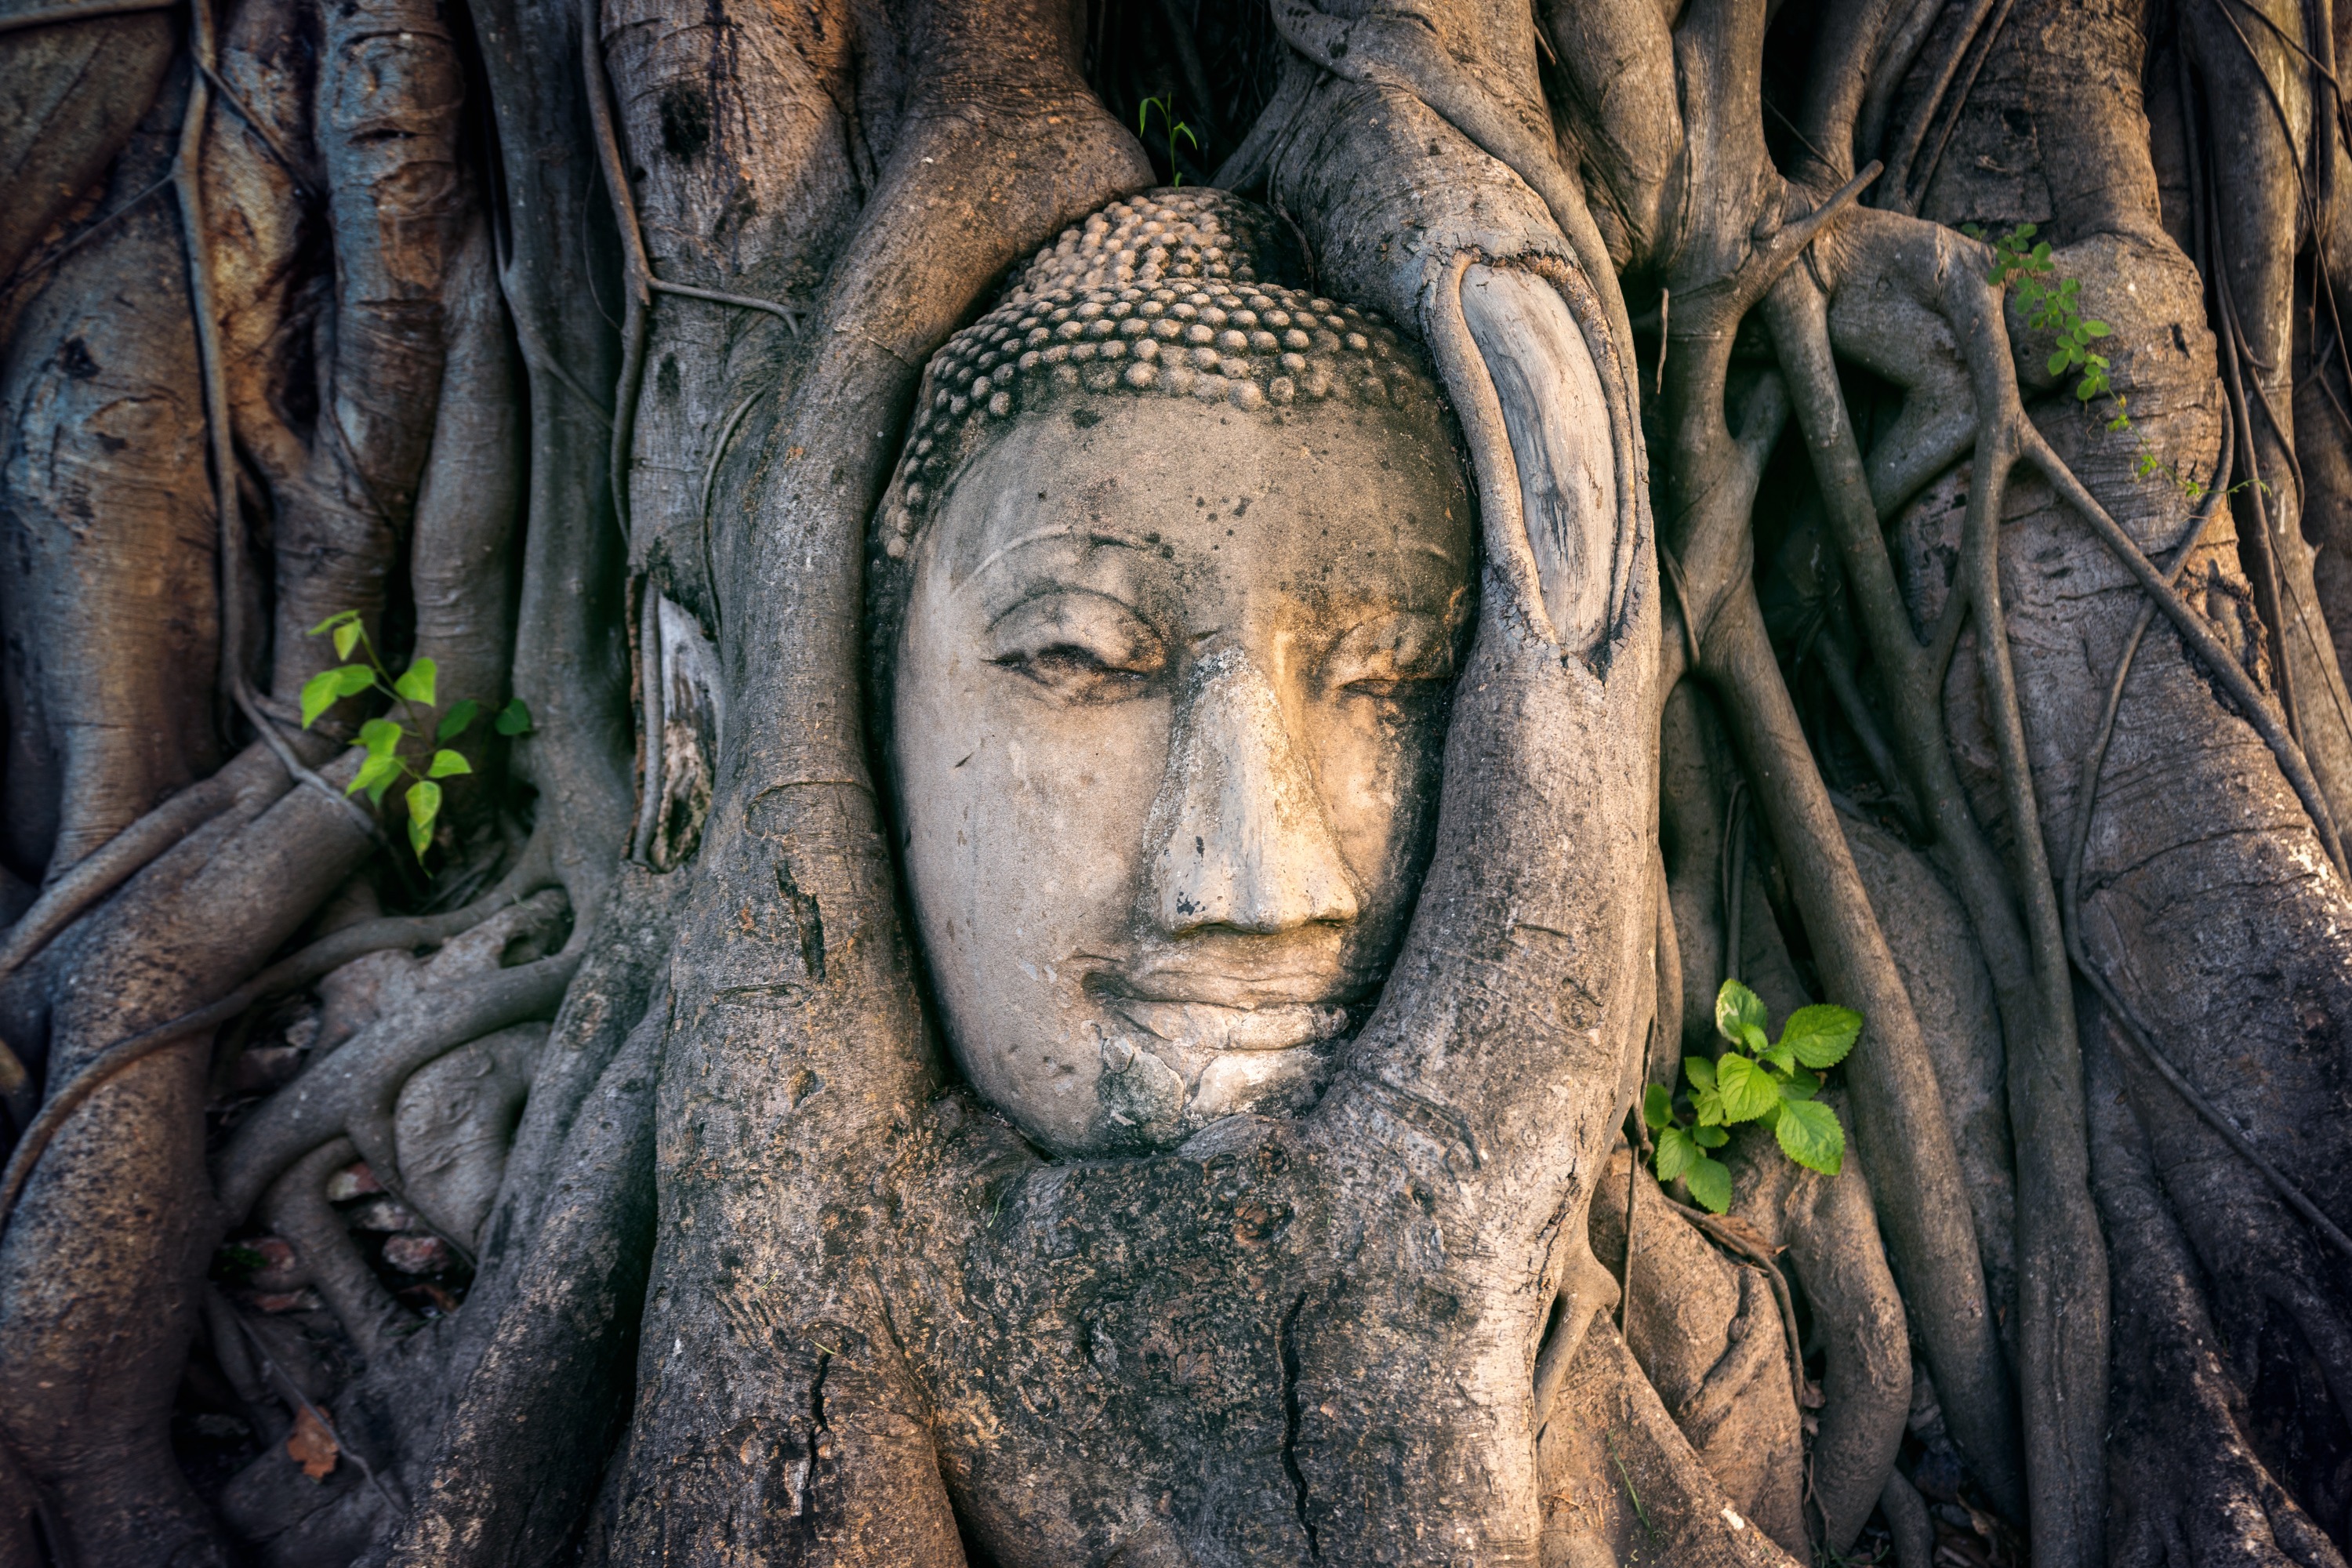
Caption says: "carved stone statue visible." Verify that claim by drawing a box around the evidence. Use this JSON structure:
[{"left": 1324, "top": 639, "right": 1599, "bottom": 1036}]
[{"left": 878, "top": 190, "right": 1471, "bottom": 1154}]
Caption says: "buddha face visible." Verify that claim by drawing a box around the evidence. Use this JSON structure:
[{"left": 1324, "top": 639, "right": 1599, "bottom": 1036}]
[{"left": 891, "top": 392, "right": 1474, "bottom": 1154}]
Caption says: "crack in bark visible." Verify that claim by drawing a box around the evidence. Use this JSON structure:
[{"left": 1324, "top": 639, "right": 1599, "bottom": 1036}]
[
  {"left": 804, "top": 1347, "right": 831, "bottom": 1521},
  {"left": 776, "top": 860, "right": 827, "bottom": 982},
  {"left": 1279, "top": 1291, "right": 1319, "bottom": 1559}
]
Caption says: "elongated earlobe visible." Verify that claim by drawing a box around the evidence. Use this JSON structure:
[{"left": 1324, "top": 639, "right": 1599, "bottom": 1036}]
[{"left": 1457, "top": 263, "right": 1621, "bottom": 655}]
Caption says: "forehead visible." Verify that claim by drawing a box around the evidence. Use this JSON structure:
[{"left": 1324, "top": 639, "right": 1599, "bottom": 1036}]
[{"left": 921, "top": 396, "right": 1474, "bottom": 599}]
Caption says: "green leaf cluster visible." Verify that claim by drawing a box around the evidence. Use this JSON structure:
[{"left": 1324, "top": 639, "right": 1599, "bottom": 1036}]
[
  {"left": 296, "top": 611, "right": 531, "bottom": 862},
  {"left": 1642, "top": 979, "right": 1860, "bottom": 1213},
  {"left": 1968, "top": 223, "right": 2114, "bottom": 405},
  {"left": 1967, "top": 223, "right": 2241, "bottom": 505}
]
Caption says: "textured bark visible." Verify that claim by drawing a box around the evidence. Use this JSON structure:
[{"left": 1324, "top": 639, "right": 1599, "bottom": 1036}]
[{"left": 6, "top": 0, "right": 2352, "bottom": 1563}]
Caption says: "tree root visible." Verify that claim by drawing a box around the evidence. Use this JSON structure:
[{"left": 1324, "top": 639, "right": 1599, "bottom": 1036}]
[
  {"left": 1537, "top": 1315, "right": 1803, "bottom": 1567},
  {"left": 1700, "top": 585, "right": 2022, "bottom": 1515},
  {"left": 373, "top": 989, "right": 665, "bottom": 1567},
  {"left": 1770, "top": 209, "right": 2135, "bottom": 1555},
  {"left": 1589, "top": 1149, "right": 1807, "bottom": 1554},
  {"left": 391, "top": 1021, "right": 546, "bottom": 1249},
  {"left": 1840, "top": 811, "right": 2016, "bottom": 1355},
  {"left": 2088, "top": 1015, "right": 2350, "bottom": 1568},
  {"left": 0, "top": 0, "right": 176, "bottom": 31},
  {"left": 261, "top": 1137, "right": 411, "bottom": 1361},
  {"left": 216, "top": 901, "right": 577, "bottom": 1225},
  {"left": 1878, "top": 1467, "right": 1935, "bottom": 1568},
  {"left": 2023, "top": 425, "right": 2348, "bottom": 873},
  {"left": 1748, "top": 1105, "right": 1911, "bottom": 1552},
  {"left": 0, "top": 851, "right": 550, "bottom": 1245},
  {"left": 0, "top": 747, "right": 260, "bottom": 985}
]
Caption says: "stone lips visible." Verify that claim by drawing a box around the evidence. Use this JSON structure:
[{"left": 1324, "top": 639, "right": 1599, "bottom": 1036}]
[{"left": 880, "top": 187, "right": 1447, "bottom": 561}]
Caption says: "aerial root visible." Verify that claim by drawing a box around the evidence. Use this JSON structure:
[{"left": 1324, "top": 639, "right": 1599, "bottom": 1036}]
[
  {"left": 216, "top": 917, "right": 576, "bottom": 1225},
  {"left": 2053, "top": 405, "right": 2352, "bottom": 1265},
  {"left": 0, "top": 752, "right": 278, "bottom": 1123},
  {"left": 2023, "top": 424, "right": 2350, "bottom": 874},
  {"left": 260, "top": 1137, "right": 410, "bottom": 1359},
  {"left": 0, "top": 752, "right": 260, "bottom": 982},
  {"left": 0, "top": 864, "right": 557, "bottom": 1245},
  {"left": 2090, "top": 1021, "right": 2350, "bottom": 1568},
  {"left": 1878, "top": 1468, "right": 1934, "bottom": 1568}
]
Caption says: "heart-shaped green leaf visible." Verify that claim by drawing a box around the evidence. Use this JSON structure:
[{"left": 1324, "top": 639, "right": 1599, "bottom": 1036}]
[
  {"left": 426, "top": 749, "right": 471, "bottom": 779},
  {"left": 1642, "top": 1083, "right": 1675, "bottom": 1132},
  {"left": 394, "top": 657, "right": 437, "bottom": 707},
  {"left": 359, "top": 718, "right": 403, "bottom": 758},
  {"left": 299, "top": 670, "right": 341, "bottom": 729},
  {"left": 1715, "top": 1052, "right": 1780, "bottom": 1123},
  {"left": 437, "top": 699, "right": 480, "bottom": 741},
  {"left": 1781, "top": 1004, "right": 1862, "bottom": 1069},
  {"left": 348, "top": 752, "right": 401, "bottom": 799},
  {"left": 1774, "top": 1096, "right": 1845, "bottom": 1175}
]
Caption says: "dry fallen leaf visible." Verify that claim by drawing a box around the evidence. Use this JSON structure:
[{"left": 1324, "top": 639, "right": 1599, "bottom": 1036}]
[{"left": 286, "top": 1405, "right": 339, "bottom": 1481}]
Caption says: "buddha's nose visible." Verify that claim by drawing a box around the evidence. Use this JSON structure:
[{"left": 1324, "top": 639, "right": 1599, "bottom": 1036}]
[{"left": 1148, "top": 647, "right": 1360, "bottom": 935}]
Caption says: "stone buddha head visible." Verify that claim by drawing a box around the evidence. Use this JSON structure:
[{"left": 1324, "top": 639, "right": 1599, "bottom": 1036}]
[{"left": 874, "top": 190, "right": 1473, "bottom": 1156}]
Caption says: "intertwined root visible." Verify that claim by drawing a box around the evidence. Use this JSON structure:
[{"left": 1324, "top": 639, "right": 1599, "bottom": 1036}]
[
  {"left": 0, "top": 0, "right": 583, "bottom": 1548},
  {"left": 216, "top": 894, "right": 575, "bottom": 1226},
  {"left": 10, "top": 0, "right": 2352, "bottom": 1559}
]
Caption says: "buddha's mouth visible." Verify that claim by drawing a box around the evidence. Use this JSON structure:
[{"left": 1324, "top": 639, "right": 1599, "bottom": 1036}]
[{"left": 1104, "top": 995, "right": 1352, "bottom": 1053}]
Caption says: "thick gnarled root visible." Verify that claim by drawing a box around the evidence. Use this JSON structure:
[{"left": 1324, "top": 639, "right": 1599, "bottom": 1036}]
[
  {"left": 1538, "top": 1316, "right": 1802, "bottom": 1567},
  {"left": 1587, "top": 1148, "right": 1809, "bottom": 1555},
  {"left": 216, "top": 893, "right": 574, "bottom": 1227},
  {"left": 2090, "top": 1022, "right": 2350, "bottom": 1568}
]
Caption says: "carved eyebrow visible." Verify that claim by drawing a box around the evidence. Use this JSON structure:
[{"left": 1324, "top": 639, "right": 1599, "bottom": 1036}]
[{"left": 965, "top": 524, "right": 1156, "bottom": 584}]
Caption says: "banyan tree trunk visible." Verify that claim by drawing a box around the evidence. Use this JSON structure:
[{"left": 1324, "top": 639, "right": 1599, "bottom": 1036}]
[{"left": 0, "top": 0, "right": 2348, "bottom": 1565}]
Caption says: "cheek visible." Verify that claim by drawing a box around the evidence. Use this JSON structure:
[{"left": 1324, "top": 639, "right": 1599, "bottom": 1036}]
[
  {"left": 1308, "top": 698, "right": 1447, "bottom": 906},
  {"left": 895, "top": 630, "right": 1172, "bottom": 986}
]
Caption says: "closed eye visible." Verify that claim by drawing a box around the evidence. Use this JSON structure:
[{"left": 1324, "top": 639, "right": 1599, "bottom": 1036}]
[
  {"left": 1322, "top": 610, "right": 1457, "bottom": 700},
  {"left": 987, "top": 590, "right": 1167, "bottom": 702}
]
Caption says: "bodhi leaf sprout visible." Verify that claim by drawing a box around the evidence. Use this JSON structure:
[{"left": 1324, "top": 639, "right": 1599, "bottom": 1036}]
[
  {"left": 1643, "top": 979, "right": 1863, "bottom": 1213},
  {"left": 296, "top": 610, "right": 522, "bottom": 861}
]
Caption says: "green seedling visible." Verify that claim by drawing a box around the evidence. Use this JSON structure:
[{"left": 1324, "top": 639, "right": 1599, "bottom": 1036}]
[
  {"left": 1969, "top": 221, "right": 2114, "bottom": 407},
  {"left": 1968, "top": 222, "right": 2259, "bottom": 505},
  {"left": 1138, "top": 95, "right": 1198, "bottom": 186},
  {"left": 1642, "top": 979, "right": 1860, "bottom": 1213},
  {"left": 298, "top": 609, "right": 531, "bottom": 861}
]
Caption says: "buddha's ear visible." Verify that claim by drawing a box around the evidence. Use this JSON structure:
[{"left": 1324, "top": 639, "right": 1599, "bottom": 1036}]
[{"left": 1425, "top": 254, "right": 1632, "bottom": 660}]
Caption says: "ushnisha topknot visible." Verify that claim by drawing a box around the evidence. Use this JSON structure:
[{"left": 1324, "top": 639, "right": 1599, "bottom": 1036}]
[{"left": 877, "top": 187, "right": 1446, "bottom": 561}]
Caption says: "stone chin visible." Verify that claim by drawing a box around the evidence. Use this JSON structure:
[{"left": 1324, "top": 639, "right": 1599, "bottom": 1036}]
[{"left": 1092, "top": 1025, "right": 1342, "bottom": 1152}]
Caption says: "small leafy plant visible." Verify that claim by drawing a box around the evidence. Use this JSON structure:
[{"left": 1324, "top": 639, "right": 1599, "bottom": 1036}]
[
  {"left": 299, "top": 610, "right": 531, "bottom": 861},
  {"left": 1642, "top": 980, "right": 1861, "bottom": 1213},
  {"left": 1969, "top": 222, "right": 2115, "bottom": 408},
  {"left": 1138, "top": 95, "right": 1198, "bottom": 187},
  {"left": 1967, "top": 221, "right": 2250, "bottom": 504}
]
